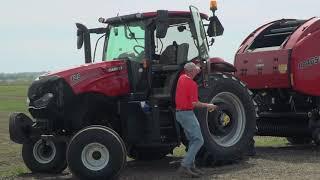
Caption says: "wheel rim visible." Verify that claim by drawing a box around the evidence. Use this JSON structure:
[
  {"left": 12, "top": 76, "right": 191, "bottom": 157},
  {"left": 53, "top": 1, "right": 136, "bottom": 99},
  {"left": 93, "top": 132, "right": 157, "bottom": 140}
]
[
  {"left": 32, "top": 140, "right": 56, "bottom": 164},
  {"left": 81, "top": 142, "right": 110, "bottom": 171},
  {"left": 208, "top": 92, "right": 246, "bottom": 147}
]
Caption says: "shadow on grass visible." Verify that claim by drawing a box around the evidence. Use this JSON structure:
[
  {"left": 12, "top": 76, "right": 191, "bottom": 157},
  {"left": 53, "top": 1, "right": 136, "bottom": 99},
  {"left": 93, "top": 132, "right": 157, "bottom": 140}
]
[{"left": 253, "top": 144, "right": 320, "bottom": 164}]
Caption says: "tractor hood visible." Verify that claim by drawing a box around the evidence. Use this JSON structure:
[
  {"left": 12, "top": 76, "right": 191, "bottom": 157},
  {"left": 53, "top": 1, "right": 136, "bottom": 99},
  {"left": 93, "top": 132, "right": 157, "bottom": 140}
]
[{"left": 38, "top": 60, "right": 130, "bottom": 96}]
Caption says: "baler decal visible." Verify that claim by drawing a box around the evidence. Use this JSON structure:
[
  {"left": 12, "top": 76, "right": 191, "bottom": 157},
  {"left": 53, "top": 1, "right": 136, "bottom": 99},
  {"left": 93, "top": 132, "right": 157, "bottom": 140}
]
[
  {"left": 298, "top": 56, "right": 320, "bottom": 69},
  {"left": 278, "top": 64, "right": 288, "bottom": 74}
]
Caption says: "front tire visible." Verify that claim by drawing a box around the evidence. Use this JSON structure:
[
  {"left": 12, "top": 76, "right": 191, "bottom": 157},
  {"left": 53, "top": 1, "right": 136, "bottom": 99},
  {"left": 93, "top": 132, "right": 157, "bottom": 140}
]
[
  {"left": 67, "top": 126, "right": 126, "bottom": 180},
  {"left": 22, "top": 139, "right": 67, "bottom": 173},
  {"left": 196, "top": 73, "right": 256, "bottom": 166}
]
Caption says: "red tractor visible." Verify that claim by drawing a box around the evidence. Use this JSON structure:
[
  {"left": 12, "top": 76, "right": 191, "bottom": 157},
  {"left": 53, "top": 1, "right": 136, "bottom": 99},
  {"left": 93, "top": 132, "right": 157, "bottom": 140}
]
[
  {"left": 235, "top": 17, "right": 320, "bottom": 144},
  {"left": 9, "top": 2, "right": 255, "bottom": 179}
]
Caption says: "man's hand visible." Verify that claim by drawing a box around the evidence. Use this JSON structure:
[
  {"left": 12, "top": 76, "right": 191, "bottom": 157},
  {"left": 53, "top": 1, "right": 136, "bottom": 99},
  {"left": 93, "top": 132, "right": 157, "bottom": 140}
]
[{"left": 207, "top": 104, "right": 218, "bottom": 112}]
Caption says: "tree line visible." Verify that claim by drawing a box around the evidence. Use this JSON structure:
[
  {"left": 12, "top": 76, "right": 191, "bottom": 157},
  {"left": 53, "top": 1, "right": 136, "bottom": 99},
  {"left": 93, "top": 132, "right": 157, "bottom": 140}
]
[{"left": 0, "top": 72, "right": 46, "bottom": 83}]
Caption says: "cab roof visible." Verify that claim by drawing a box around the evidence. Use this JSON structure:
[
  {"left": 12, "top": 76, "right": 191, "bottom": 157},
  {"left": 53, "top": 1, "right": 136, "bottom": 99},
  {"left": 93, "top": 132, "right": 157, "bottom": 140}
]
[{"left": 105, "top": 11, "right": 209, "bottom": 24}]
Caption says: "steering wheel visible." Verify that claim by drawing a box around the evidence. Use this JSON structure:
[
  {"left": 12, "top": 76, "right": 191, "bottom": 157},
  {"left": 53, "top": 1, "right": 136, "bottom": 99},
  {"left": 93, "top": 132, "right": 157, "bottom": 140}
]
[{"left": 133, "top": 45, "right": 144, "bottom": 54}]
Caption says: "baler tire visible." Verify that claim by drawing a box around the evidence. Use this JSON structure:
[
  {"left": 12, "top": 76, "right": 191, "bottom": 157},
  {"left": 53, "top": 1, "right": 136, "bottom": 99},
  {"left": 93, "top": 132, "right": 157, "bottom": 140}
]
[
  {"left": 67, "top": 126, "right": 126, "bottom": 180},
  {"left": 22, "top": 139, "right": 67, "bottom": 173},
  {"left": 195, "top": 73, "right": 256, "bottom": 166},
  {"left": 286, "top": 137, "right": 312, "bottom": 145}
]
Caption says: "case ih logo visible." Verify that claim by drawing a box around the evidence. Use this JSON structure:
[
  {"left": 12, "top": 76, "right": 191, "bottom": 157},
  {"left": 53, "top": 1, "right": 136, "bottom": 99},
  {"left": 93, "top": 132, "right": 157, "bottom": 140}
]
[
  {"left": 106, "top": 66, "right": 123, "bottom": 72},
  {"left": 298, "top": 56, "right": 320, "bottom": 69}
]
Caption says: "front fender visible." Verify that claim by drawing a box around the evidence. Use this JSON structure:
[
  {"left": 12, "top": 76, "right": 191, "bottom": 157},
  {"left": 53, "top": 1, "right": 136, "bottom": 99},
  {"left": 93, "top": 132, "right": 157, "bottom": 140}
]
[{"left": 208, "top": 57, "right": 236, "bottom": 73}]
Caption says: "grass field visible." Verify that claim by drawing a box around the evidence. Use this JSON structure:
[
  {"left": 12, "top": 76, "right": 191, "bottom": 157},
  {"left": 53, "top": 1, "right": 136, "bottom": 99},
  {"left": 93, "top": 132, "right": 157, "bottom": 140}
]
[
  {"left": 0, "top": 83, "right": 30, "bottom": 178},
  {"left": 0, "top": 83, "right": 289, "bottom": 179}
]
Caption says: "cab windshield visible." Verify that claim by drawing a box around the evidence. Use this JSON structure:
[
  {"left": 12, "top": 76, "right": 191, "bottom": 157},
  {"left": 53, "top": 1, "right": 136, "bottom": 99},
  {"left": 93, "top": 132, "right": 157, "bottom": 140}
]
[{"left": 104, "top": 22, "right": 145, "bottom": 62}]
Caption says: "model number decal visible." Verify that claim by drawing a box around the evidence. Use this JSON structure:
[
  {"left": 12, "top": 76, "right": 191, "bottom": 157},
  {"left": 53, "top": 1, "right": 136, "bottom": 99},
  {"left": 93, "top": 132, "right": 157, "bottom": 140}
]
[
  {"left": 298, "top": 56, "right": 320, "bottom": 69},
  {"left": 71, "top": 73, "right": 81, "bottom": 82}
]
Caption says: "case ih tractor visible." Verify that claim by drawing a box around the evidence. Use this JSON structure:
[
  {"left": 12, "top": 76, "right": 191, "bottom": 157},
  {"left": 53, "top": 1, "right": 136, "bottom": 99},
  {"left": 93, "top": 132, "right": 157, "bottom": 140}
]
[
  {"left": 9, "top": 2, "right": 255, "bottom": 179},
  {"left": 235, "top": 17, "right": 320, "bottom": 144}
]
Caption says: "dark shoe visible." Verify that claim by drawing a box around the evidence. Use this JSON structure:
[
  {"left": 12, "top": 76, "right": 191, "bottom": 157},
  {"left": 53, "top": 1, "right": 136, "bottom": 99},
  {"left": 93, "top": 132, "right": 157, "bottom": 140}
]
[
  {"left": 247, "top": 148, "right": 256, "bottom": 156},
  {"left": 247, "top": 138, "right": 256, "bottom": 156},
  {"left": 178, "top": 166, "right": 201, "bottom": 178},
  {"left": 191, "top": 167, "right": 205, "bottom": 175}
]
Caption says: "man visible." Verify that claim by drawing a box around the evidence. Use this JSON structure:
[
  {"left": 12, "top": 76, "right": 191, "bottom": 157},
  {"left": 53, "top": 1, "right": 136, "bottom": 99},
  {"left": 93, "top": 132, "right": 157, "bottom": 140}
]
[{"left": 175, "top": 62, "right": 217, "bottom": 178}]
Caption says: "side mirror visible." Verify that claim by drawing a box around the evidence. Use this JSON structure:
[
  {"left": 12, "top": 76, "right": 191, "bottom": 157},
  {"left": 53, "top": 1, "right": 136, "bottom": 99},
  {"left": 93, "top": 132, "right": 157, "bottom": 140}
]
[
  {"left": 76, "top": 23, "right": 89, "bottom": 49},
  {"left": 207, "top": 15, "right": 224, "bottom": 37},
  {"left": 156, "top": 10, "right": 169, "bottom": 38},
  {"left": 77, "top": 33, "right": 84, "bottom": 49},
  {"left": 76, "top": 23, "right": 92, "bottom": 63}
]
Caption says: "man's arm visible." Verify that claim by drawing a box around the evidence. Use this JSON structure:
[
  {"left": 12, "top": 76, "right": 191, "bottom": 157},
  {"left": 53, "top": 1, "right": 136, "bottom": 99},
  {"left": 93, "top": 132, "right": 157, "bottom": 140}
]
[{"left": 192, "top": 101, "right": 217, "bottom": 112}]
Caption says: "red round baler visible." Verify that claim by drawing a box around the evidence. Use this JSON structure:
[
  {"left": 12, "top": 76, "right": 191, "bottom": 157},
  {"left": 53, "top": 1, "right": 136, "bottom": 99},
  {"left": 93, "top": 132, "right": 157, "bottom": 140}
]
[{"left": 234, "top": 17, "right": 320, "bottom": 144}]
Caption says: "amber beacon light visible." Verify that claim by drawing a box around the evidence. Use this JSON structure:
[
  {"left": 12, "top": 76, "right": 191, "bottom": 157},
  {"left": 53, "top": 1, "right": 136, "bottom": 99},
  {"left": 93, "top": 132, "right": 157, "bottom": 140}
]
[{"left": 210, "top": 0, "right": 218, "bottom": 11}]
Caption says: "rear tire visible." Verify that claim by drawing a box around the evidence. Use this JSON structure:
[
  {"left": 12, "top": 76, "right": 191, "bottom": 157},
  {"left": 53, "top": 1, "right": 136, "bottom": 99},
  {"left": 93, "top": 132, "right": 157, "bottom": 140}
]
[
  {"left": 22, "top": 139, "right": 67, "bottom": 173},
  {"left": 195, "top": 73, "right": 256, "bottom": 166},
  {"left": 67, "top": 126, "right": 126, "bottom": 180}
]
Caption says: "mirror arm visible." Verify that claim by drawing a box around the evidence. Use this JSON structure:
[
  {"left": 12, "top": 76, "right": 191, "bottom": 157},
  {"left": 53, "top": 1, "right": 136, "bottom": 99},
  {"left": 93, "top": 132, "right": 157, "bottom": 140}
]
[{"left": 89, "top": 28, "right": 108, "bottom": 34}]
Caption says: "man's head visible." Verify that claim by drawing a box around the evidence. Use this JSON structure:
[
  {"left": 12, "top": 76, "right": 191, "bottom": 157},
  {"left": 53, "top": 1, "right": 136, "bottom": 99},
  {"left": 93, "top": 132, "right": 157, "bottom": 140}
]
[{"left": 184, "top": 62, "right": 201, "bottom": 78}]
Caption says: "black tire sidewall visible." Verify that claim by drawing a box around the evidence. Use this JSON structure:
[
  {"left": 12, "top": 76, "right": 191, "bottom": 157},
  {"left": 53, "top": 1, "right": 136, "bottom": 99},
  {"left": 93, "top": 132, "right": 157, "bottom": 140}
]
[
  {"left": 22, "top": 139, "right": 67, "bottom": 173},
  {"left": 67, "top": 126, "right": 126, "bottom": 180},
  {"left": 197, "top": 74, "right": 256, "bottom": 161}
]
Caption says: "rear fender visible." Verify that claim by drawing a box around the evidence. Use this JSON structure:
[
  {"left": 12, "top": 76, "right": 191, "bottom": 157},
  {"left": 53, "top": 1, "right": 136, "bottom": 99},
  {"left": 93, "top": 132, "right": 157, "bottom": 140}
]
[{"left": 208, "top": 57, "right": 237, "bottom": 73}]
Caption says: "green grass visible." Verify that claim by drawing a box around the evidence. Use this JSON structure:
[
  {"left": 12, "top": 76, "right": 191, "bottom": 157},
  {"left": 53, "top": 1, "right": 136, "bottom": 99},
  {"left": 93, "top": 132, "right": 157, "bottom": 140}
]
[
  {"left": 255, "top": 136, "right": 288, "bottom": 147},
  {"left": 0, "top": 83, "right": 30, "bottom": 178},
  {"left": 0, "top": 84, "right": 29, "bottom": 98}
]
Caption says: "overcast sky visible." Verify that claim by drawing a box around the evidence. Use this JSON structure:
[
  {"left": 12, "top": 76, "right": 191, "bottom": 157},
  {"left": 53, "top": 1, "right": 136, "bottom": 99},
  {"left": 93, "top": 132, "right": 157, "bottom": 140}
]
[{"left": 0, "top": 0, "right": 319, "bottom": 73}]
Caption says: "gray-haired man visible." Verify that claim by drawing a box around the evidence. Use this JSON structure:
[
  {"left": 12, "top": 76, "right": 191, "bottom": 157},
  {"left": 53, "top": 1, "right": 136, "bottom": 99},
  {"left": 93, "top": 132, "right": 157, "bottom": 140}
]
[{"left": 175, "top": 62, "right": 217, "bottom": 178}]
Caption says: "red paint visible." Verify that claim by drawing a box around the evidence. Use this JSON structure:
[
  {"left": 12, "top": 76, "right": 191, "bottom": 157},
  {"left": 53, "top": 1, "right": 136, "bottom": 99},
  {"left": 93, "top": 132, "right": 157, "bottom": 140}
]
[
  {"left": 235, "top": 49, "right": 291, "bottom": 89},
  {"left": 235, "top": 17, "right": 320, "bottom": 96},
  {"left": 208, "top": 57, "right": 236, "bottom": 72},
  {"left": 47, "top": 60, "right": 130, "bottom": 97}
]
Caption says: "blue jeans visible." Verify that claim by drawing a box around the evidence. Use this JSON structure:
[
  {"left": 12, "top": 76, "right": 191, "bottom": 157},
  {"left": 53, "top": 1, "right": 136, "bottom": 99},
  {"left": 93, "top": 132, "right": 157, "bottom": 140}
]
[{"left": 176, "top": 111, "right": 204, "bottom": 168}]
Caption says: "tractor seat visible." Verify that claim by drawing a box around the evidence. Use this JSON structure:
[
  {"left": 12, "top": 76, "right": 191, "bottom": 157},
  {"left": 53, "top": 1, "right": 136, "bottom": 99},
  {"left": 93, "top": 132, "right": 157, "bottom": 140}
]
[
  {"left": 152, "top": 42, "right": 189, "bottom": 72},
  {"left": 151, "top": 43, "right": 189, "bottom": 101}
]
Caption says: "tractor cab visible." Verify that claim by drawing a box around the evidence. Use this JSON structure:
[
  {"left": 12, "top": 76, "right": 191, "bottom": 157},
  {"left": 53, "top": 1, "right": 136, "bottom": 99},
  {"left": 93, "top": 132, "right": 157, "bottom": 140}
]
[
  {"left": 77, "top": 6, "right": 222, "bottom": 99},
  {"left": 75, "top": 5, "right": 225, "bottom": 149}
]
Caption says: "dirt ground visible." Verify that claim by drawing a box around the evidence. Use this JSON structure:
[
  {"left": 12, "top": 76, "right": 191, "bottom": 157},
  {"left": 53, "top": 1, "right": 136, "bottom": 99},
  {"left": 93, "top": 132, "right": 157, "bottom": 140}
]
[
  {"left": 7, "top": 145, "right": 320, "bottom": 180},
  {"left": 2, "top": 84, "right": 320, "bottom": 180}
]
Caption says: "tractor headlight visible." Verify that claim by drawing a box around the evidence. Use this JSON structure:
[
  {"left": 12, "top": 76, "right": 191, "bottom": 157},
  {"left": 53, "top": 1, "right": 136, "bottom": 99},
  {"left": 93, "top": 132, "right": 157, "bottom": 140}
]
[
  {"left": 33, "top": 93, "right": 54, "bottom": 109},
  {"left": 26, "top": 97, "right": 30, "bottom": 106}
]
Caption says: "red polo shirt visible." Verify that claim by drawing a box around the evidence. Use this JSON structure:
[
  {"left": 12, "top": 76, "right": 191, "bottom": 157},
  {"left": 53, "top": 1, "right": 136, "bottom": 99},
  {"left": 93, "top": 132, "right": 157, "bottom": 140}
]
[{"left": 175, "top": 74, "right": 199, "bottom": 110}]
